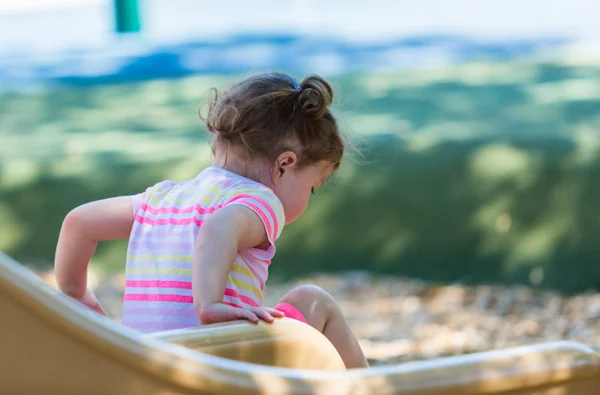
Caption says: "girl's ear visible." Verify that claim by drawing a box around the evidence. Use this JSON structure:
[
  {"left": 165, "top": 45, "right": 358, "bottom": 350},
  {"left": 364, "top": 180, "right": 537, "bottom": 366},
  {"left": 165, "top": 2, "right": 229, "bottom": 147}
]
[{"left": 272, "top": 151, "right": 298, "bottom": 185}]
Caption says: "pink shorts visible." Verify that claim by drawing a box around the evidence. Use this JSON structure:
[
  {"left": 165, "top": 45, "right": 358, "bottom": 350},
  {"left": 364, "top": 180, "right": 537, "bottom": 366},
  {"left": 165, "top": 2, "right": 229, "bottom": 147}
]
[{"left": 274, "top": 302, "right": 308, "bottom": 324}]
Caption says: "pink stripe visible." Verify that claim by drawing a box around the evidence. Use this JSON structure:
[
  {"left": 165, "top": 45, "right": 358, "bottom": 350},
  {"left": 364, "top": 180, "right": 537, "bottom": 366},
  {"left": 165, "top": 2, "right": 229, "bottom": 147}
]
[
  {"left": 140, "top": 203, "right": 223, "bottom": 216},
  {"left": 237, "top": 194, "right": 280, "bottom": 238},
  {"left": 126, "top": 280, "right": 192, "bottom": 289},
  {"left": 242, "top": 202, "right": 273, "bottom": 239},
  {"left": 227, "top": 194, "right": 280, "bottom": 239},
  {"left": 224, "top": 288, "right": 259, "bottom": 307},
  {"left": 123, "top": 287, "right": 259, "bottom": 307},
  {"left": 122, "top": 307, "right": 198, "bottom": 317},
  {"left": 124, "top": 294, "right": 193, "bottom": 303},
  {"left": 135, "top": 215, "right": 204, "bottom": 226}
]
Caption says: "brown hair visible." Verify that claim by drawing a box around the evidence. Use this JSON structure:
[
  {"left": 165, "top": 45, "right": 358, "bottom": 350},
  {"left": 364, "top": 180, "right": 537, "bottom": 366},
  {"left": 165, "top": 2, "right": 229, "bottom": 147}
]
[{"left": 200, "top": 72, "right": 344, "bottom": 169}]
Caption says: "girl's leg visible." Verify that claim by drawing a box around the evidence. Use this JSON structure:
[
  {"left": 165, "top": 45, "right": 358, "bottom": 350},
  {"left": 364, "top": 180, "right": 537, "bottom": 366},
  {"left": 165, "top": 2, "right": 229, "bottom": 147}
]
[{"left": 276, "top": 284, "right": 369, "bottom": 369}]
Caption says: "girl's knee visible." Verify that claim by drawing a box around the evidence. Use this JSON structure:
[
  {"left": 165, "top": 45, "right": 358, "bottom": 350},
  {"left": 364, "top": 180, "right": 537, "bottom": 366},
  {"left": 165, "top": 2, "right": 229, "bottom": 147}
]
[
  {"left": 283, "top": 284, "right": 331, "bottom": 302},
  {"left": 280, "top": 284, "right": 340, "bottom": 316}
]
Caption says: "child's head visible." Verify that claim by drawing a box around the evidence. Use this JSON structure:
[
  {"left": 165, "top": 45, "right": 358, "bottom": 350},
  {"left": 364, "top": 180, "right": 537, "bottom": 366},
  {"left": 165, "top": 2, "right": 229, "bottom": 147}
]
[{"left": 202, "top": 72, "right": 344, "bottom": 223}]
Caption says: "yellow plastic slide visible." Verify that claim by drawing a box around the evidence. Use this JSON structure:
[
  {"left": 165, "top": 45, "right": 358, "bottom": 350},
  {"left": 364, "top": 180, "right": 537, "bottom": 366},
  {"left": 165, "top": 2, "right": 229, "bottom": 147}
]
[{"left": 1, "top": 251, "right": 600, "bottom": 394}]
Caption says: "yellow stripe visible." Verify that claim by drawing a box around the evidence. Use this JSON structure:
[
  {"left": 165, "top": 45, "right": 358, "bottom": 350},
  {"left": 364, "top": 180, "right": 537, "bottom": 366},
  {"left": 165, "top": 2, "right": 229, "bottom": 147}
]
[
  {"left": 127, "top": 254, "right": 192, "bottom": 262},
  {"left": 127, "top": 258, "right": 259, "bottom": 276},
  {"left": 232, "top": 263, "right": 254, "bottom": 278},
  {"left": 228, "top": 187, "right": 276, "bottom": 205},
  {"left": 147, "top": 182, "right": 169, "bottom": 195},
  {"left": 228, "top": 276, "right": 263, "bottom": 301},
  {"left": 204, "top": 185, "right": 222, "bottom": 196},
  {"left": 126, "top": 267, "right": 192, "bottom": 276},
  {"left": 147, "top": 184, "right": 221, "bottom": 206}
]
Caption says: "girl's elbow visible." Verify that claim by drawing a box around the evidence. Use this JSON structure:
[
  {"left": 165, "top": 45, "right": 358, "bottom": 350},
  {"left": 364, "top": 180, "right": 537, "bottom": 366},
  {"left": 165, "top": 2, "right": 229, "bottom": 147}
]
[{"left": 62, "top": 206, "right": 88, "bottom": 232}]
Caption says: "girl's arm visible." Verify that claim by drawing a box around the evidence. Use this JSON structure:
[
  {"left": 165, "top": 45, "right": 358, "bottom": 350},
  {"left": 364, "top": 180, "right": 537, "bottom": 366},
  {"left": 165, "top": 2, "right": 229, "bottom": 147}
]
[
  {"left": 55, "top": 197, "right": 134, "bottom": 303},
  {"left": 193, "top": 204, "right": 283, "bottom": 324}
]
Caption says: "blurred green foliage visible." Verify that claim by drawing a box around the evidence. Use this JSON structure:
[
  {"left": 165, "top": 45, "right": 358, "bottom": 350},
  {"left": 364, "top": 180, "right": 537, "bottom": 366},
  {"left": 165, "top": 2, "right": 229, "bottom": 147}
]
[{"left": 1, "top": 60, "right": 600, "bottom": 293}]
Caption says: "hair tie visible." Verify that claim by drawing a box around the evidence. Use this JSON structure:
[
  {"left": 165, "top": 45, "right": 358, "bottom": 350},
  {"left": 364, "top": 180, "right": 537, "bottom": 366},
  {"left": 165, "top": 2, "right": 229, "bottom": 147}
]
[{"left": 295, "top": 85, "right": 302, "bottom": 93}]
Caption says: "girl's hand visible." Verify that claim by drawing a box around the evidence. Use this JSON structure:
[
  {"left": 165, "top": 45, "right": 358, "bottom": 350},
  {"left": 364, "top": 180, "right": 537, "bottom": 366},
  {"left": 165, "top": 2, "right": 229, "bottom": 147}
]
[
  {"left": 72, "top": 288, "right": 106, "bottom": 316},
  {"left": 198, "top": 303, "right": 284, "bottom": 325}
]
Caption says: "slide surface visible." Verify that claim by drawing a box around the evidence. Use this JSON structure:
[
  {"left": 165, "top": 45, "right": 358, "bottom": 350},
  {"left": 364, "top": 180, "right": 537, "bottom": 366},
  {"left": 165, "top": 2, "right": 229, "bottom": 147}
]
[{"left": 1, "top": 251, "right": 600, "bottom": 394}]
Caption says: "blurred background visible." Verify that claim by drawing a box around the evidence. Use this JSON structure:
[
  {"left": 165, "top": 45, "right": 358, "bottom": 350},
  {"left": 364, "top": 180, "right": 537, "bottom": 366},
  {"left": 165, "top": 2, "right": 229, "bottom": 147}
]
[{"left": 1, "top": 0, "right": 600, "bottom": 365}]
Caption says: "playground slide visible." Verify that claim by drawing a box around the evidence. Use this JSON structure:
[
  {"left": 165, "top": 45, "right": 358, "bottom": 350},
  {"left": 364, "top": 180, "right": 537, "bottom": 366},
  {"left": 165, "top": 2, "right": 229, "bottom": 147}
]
[{"left": 2, "top": 251, "right": 600, "bottom": 395}]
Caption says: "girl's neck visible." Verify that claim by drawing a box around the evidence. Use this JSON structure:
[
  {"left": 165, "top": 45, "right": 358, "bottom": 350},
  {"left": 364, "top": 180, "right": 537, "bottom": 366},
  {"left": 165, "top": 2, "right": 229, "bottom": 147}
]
[{"left": 212, "top": 146, "right": 273, "bottom": 187}]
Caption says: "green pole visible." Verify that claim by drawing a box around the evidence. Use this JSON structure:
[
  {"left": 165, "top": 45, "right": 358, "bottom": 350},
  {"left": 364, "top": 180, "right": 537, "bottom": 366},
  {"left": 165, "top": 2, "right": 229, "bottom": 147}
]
[{"left": 114, "top": 0, "right": 141, "bottom": 33}]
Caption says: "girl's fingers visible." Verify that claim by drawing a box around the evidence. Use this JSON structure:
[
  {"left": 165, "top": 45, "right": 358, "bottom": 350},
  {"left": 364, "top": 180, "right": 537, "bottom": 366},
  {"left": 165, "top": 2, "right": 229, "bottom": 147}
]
[
  {"left": 240, "top": 309, "right": 259, "bottom": 323},
  {"left": 264, "top": 307, "right": 285, "bottom": 317},
  {"left": 94, "top": 303, "right": 107, "bottom": 316},
  {"left": 251, "top": 308, "right": 274, "bottom": 323}
]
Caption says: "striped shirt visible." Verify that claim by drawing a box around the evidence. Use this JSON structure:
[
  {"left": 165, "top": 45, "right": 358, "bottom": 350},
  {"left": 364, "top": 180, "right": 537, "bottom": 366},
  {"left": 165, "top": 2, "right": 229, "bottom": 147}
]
[{"left": 121, "top": 166, "right": 286, "bottom": 333}]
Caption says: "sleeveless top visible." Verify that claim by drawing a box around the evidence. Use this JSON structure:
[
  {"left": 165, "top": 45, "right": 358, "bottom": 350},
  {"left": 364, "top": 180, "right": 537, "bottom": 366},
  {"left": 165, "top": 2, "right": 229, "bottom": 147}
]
[{"left": 121, "top": 166, "right": 285, "bottom": 333}]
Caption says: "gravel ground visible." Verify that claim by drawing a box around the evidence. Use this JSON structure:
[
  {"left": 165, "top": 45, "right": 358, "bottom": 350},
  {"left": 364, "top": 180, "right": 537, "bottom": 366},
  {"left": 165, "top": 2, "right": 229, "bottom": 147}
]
[{"left": 39, "top": 270, "right": 600, "bottom": 366}]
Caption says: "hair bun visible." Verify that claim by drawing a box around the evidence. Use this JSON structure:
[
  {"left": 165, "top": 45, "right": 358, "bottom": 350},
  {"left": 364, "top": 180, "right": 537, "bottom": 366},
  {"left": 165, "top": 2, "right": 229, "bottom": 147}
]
[{"left": 298, "top": 75, "right": 333, "bottom": 119}]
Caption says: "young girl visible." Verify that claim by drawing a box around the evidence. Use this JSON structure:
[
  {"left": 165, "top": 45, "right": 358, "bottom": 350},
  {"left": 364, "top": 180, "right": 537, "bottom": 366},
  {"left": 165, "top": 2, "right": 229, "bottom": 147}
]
[{"left": 54, "top": 72, "right": 368, "bottom": 369}]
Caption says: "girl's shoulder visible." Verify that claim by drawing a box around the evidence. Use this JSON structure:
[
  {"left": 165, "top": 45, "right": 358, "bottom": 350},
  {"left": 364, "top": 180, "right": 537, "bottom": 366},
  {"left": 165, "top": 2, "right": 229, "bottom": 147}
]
[
  {"left": 138, "top": 166, "right": 282, "bottom": 214},
  {"left": 207, "top": 169, "right": 286, "bottom": 241},
  {"left": 201, "top": 167, "right": 278, "bottom": 198}
]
